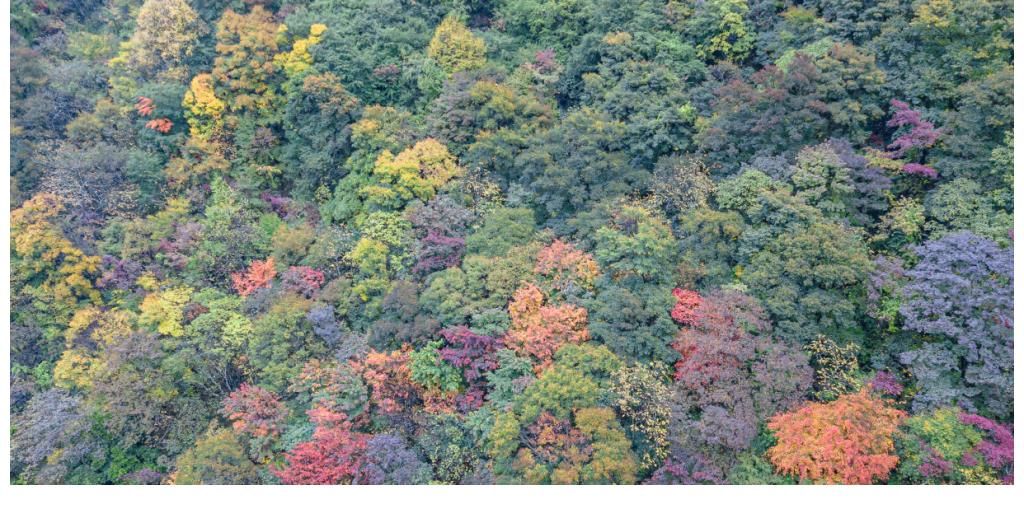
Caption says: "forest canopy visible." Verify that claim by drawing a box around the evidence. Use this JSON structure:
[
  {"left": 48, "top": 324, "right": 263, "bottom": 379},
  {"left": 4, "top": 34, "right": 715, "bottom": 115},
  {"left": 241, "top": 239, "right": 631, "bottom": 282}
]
[{"left": 8, "top": 0, "right": 1014, "bottom": 485}]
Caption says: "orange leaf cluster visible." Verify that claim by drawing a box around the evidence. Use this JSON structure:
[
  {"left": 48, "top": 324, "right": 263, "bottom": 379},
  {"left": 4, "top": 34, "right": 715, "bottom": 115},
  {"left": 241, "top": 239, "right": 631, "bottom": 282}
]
[
  {"left": 506, "top": 283, "right": 589, "bottom": 370},
  {"left": 145, "top": 118, "right": 173, "bottom": 133},
  {"left": 534, "top": 239, "right": 599, "bottom": 292},
  {"left": 135, "top": 96, "right": 155, "bottom": 116},
  {"left": 230, "top": 257, "right": 277, "bottom": 297},
  {"left": 358, "top": 347, "right": 420, "bottom": 414},
  {"left": 767, "top": 389, "right": 905, "bottom": 484}
]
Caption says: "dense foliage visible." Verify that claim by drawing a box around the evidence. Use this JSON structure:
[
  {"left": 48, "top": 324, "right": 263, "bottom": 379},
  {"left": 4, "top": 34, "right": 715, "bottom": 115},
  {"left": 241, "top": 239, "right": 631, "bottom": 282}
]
[{"left": 9, "top": 0, "right": 1014, "bottom": 485}]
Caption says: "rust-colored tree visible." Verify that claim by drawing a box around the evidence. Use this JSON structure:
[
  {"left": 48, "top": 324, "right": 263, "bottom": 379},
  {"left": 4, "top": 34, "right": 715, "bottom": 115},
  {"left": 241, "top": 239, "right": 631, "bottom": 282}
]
[
  {"left": 222, "top": 383, "right": 287, "bottom": 440},
  {"left": 506, "top": 283, "right": 589, "bottom": 370},
  {"left": 534, "top": 240, "right": 599, "bottom": 293},
  {"left": 358, "top": 348, "right": 421, "bottom": 415},
  {"left": 145, "top": 118, "right": 173, "bottom": 133},
  {"left": 222, "top": 383, "right": 288, "bottom": 461},
  {"left": 135, "top": 96, "right": 155, "bottom": 116},
  {"left": 767, "top": 389, "right": 905, "bottom": 484},
  {"left": 230, "top": 257, "right": 276, "bottom": 297}
]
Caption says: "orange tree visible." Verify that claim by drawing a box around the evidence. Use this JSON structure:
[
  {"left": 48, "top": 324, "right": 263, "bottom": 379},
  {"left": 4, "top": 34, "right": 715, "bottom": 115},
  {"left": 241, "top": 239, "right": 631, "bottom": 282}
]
[{"left": 766, "top": 389, "right": 905, "bottom": 484}]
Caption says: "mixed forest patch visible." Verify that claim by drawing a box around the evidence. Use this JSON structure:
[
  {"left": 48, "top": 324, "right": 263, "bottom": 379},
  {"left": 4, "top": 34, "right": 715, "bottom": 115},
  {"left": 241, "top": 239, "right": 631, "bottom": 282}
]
[{"left": 9, "top": 0, "right": 1014, "bottom": 485}]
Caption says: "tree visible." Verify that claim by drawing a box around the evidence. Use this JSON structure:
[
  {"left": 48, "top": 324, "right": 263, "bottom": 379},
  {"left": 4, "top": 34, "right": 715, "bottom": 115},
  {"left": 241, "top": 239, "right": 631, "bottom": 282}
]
[
  {"left": 10, "top": 193, "right": 101, "bottom": 340},
  {"left": 138, "top": 285, "right": 193, "bottom": 337},
  {"left": 221, "top": 384, "right": 288, "bottom": 461},
  {"left": 514, "top": 108, "right": 637, "bottom": 225},
  {"left": 593, "top": 205, "right": 677, "bottom": 285},
  {"left": 409, "top": 340, "right": 464, "bottom": 402},
  {"left": 230, "top": 258, "right": 276, "bottom": 297},
  {"left": 408, "top": 196, "right": 473, "bottom": 276},
  {"left": 11, "top": 389, "right": 88, "bottom": 483},
  {"left": 924, "top": 177, "right": 1012, "bottom": 245},
  {"left": 464, "top": 207, "right": 536, "bottom": 257},
  {"left": 576, "top": 35, "right": 696, "bottom": 167},
  {"left": 289, "top": 359, "right": 368, "bottom": 421},
  {"left": 790, "top": 143, "right": 855, "bottom": 218},
  {"left": 183, "top": 73, "right": 226, "bottom": 141},
  {"left": 650, "top": 155, "right": 714, "bottom": 218},
  {"left": 767, "top": 390, "right": 905, "bottom": 484},
  {"left": 359, "top": 348, "right": 421, "bottom": 416},
  {"left": 744, "top": 216, "right": 873, "bottom": 344},
  {"left": 427, "top": 15, "right": 486, "bottom": 74},
  {"left": 612, "top": 363, "right": 671, "bottom": 475},
  {"left": 124, "top": 0, "right": 201, "bottom": 80},
  {"left": 438, "top": 326, "right": 502, "bottom": 385},
  {"left": 506, "top": 283, "right": 590, "bottom": 370},
  {"left": 534, "top": 239, "right": 599, "bottom": 296},
  {"left": 173, "top": 427, "right": 260, "bottom": 485},
  {"left": 211, "top": 6, "right": 280, "bottom": 115},
  {"left": 670, "top": 290, "right": 811, "bottom": 471},
  {"left": 355, "top": 434, "right": 432, "bottom": 484},
  {"left": 895, "top": 407, "right": 1012, "bottom": 484},
  {"left": 362, "top": 138, "right": 461, "bottom": 211},
  {"left": 805, "top": 336, "right": 861, "bottom": 402},
  {"left": 514, "top": 343, "right": 623, "bottom": 423},
  {"left": 286, "top": 0, "right": 443, "bottom": 106},
  {"left": 573, "top": 407, "right": 639, "bottom": 484},
  {"left": 282, "top": 72, "right": 361, "bottom": 197},
  {"left": 697, "top": 57, "right": 830, "bottom": 165},
  {"left": 899, "top": 232, "right": 1013, "bottom": 418},
  {"left": 428, "top": 68, "right": 551, "bottom": 153},
  {"left": 188, "top": 177, "right": 266, "bottom": 284},
  {"left": 587, "top": 283, "right": 678, "bottom": 365},
  {"left": 670, "top": 288, "right": 702, "bottom": 325},
  {"left": 883, "top": 99, "right": 943, "bottom": 178},
  {"left": 275, "top": 408, "right": 370, "bottom": 485},
  {"left": 683, "top": 0, "right": 756, "bottom": 63},
  {"left": 491, "top": 405, "right": 638, "bottom": 484}
]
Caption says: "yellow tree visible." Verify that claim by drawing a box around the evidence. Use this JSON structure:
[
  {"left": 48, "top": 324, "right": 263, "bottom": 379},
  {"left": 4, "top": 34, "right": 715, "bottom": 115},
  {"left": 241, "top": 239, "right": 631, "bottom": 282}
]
[
  {"left": 123, "top": 0, "right": 202, "bottom": 80},
  {"left": 10, "top": 194, "right": 101, "bottom": 332},
  {"left": 212, "top": 6, "right": 281, "bottom": 113},
  {"left": 427, "top": 14, "right": 486, "bottom": 74},
  {"left": 362, "top": 138, "right": 461, "bottom": 210}
]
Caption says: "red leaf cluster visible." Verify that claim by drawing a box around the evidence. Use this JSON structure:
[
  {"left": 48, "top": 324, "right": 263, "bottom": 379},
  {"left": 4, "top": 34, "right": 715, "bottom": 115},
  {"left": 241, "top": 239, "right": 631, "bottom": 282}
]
[
  {"left": 281, "top": 265, "right": 325, "bottom": 296},
  {"left": 670, "top": 288, "right": 703, "bottom": 325},
  {"left": 275, "top": 407, "right": 369, "bottom": 485},
  {"left": 357, "top": 348, "right": 420, "bottom": 414},
  {"left": 534, "top": 239, "right": 599, "bottom": 292}
]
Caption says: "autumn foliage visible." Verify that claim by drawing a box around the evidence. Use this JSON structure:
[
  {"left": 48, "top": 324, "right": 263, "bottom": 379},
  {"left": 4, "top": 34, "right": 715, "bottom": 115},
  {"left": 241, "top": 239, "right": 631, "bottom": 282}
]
[
  {"left": 231, "top": 257, "right": 277, "bottom": 296},
  {"left": 669, "top": 288, "right": 702, "bottom": 325},
  {"left": 767, "top": 390, "right": 906, "bottom": 484},
  {"left": 275, "top": 407, "right": 369, "bottom": 485},
  {"left": 222, "top": 383, "right": 287, "bottom": 440},
  {"left": 135, "top": 96, "right": 155, "bottom": 116},
  {"left": 358, "top": 348, "right": 420, "bottom": 415},
  {"left": 506, "top": 283, "right": 590, "bottom": 370},
  {"left": 7, "top": 0, "right": 1015, "bottom": 488},
  {"left": 534, "top": 240, "right": 599, "bottom": 292}
]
